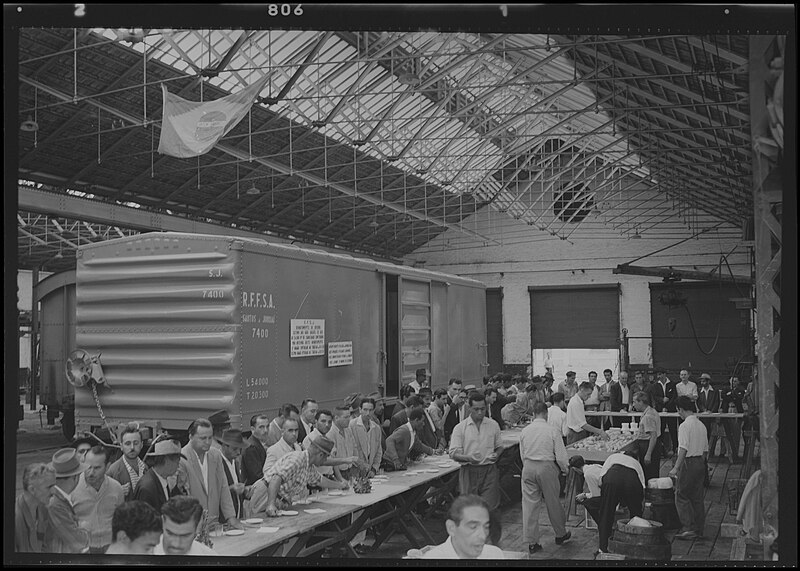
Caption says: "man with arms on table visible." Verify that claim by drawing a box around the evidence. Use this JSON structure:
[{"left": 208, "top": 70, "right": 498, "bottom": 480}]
[
  {"left": 565, "top": 382, "right": 610, "bottom": 445},
  {"left": 676, "top": 369, "right": 699, "bottom": 403},
  {"left": 257, "top": 436, "right": 349, "bottom": 517},
  {"left": 105, "top": 500, "right": 162, "bottom": 555},
  {"left": 420, "top": 495, "right": 504, "bottom": 559},
  {"left": 669, "top": 396, "right": 708, "bottom": 540},
  {"left": 154, "top": 496, "right": 216, "bottom": 555}
]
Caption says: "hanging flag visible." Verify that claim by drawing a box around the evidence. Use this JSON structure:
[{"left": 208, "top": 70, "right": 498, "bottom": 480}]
[{"left": 158, "top": 76, "right": 269, "bottom": 158}]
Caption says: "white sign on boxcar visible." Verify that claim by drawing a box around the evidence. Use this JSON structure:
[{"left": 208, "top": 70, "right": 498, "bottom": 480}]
[
  {"left": 290, "top": 319, "right": 325, "bottom": 357},
  {"left": 327, "top": 341, "right": 353, "bottom": 367}
]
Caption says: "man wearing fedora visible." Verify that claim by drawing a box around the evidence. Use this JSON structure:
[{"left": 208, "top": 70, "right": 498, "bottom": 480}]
[
  {"left": 217, "top": 428, "right": 249, "bottom": 520},
  {"left": 45, "top": 448, "right": 90, "bottom": 553},
  {"left": 181, "top": 418, "right": 243, "bottom": 530},
  {"left": 133, "top": 439, "right": 186, "bottom": 513},
  {"left": 254, "top": 436, "right": 349, "bottom": 517}
]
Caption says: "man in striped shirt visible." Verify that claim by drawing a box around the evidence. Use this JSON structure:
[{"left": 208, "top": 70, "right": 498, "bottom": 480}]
[{"left": 107, "top": 424, "right": 147, "bottom": 501}]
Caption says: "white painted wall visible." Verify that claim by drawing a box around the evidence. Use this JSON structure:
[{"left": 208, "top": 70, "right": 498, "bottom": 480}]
[{"left": 406, "top": 207, "right": 751, "bottom": 369}]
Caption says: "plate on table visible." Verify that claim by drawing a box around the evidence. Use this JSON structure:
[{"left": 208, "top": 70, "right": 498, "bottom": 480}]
[
  {"left": 327, "top": 490, "right": 345, "bottom": 496},
  {"left": 243, "top": 518, "right": 263, "bottom": 525},
  {"left": 278, "top": 510, "right": 299, "bottom": 516},
  {"left": 294, "top": 498, "right": 312, "bottom": 505},
  {"left": 403, "top": 471, "right": 421, "bottom": 476},
  {"left": 224, "top": 529, "right": 245, "bottom": 536}
]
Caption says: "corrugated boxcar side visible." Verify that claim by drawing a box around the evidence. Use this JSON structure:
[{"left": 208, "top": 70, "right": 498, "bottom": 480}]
[
  {"left": 75, "top": 234, "right": 240, "bottom": 433},
  {"left": 238, "top": 244, "right": 382, "bottom": 416}
]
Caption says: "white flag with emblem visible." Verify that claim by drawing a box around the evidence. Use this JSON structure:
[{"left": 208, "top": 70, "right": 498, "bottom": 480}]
[{"left": 158, "top": 76, "right": 269, "bottom": 158}]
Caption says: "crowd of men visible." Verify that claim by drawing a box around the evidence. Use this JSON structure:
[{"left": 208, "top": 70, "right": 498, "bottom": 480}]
[{"left": 16, "top": 366, "right": 752, "bottom": 558}]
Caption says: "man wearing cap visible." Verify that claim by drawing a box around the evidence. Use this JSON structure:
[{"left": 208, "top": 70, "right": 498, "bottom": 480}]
[
  {"left": 71, "top": 445, "right": 125, "bottom": 553},
  {"left": 107, "top": 423, "right": 148, "bottom": 501},
  {"left": 16, "top": 463, "right": 56, "bottom": 552},
  {"left": 45, "top": 448, "right": 90, "bottom": 553},
  {"left": 208, "top": 410, "right": 231, "bottom": 453},
  {"left": 154, "top": 496, "right": 217, "bottom": 556},
  {"left": 217, "top": 428, "right": 249, "bottom": 520},
  {"left": 557, "top": 372, "right": 579, "bottom": 402},
  {"left": 181, "top": 418, "right": 243, "bottom": 530},
  {"left": 241, "top": 414, "right": 271, "bottom": 487},
  {"left": 133, "top": 439, "right": 186, "bottom": 512},
  {"left": 254, "top": 436, "right": 350, "bottom": 517}
]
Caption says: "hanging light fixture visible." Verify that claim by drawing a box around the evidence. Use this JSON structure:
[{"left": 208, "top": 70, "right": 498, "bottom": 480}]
[
  {"left": 246, "top": 182, "right": 260, "bottom": 195},
  {"left": 20, "top": 114, "right": 38, "bottom": 132}
]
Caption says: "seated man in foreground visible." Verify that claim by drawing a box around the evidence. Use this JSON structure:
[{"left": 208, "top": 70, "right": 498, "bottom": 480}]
[
  {"left": 153, "top": 496, "right": 216, "bottom": 556},
  {"left": 420, "top": 495, "right": 504, "bottom": 559},
  {"left": 105, "top": 500, "right": 163, "bottom": 555}
]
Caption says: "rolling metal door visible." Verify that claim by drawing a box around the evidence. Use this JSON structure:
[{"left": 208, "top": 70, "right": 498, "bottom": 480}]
[
  {"left": 398, "top": 278, "right": 432, "bottom": 386},
  {"left": 486, "top": 288, "right": 504, "bottom": 374},
  {"left": 529, "top": 285, "right": 620, "bottom": 349}
]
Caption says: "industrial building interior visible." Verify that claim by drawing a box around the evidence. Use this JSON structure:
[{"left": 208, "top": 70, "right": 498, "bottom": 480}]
[{"left": 5, "top": 4, "right": 794, "bottom": 565}]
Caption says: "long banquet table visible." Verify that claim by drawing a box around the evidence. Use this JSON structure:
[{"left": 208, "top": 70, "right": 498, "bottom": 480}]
[{"left": 210, "top": 454, "right": 461, "bottom": 557}]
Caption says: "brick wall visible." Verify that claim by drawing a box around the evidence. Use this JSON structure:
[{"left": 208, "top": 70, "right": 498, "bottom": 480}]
[{"left": 406, "top": 207, "right": 750, "bottom": 368}]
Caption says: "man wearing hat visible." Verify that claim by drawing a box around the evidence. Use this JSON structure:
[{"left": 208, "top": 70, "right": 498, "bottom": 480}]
[
  {"left": 181, "top": 418, "right": 243, "bottom": 530},
  {"left": 217, "top": 428, "right": 249, "bottom": 520},
  {"left": 254, "top": 436, "right": 350, "bottom": 517},
  {"left": 45, "top": 448, "right": 90, "bottom": 553},
  {"left": 208, "top": 410, "right": 231, "bottom": 452},
  {"left": 133, "top": 439, "right": 186, "bottom": 512}
]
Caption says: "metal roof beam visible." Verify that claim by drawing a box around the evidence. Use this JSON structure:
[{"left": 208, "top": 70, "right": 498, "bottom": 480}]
[{"left": 269, "top": 32, "right": 334, "bottom": 104}]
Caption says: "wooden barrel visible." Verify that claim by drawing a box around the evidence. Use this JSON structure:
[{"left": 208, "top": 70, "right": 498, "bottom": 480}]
[
  {"left": 645, "top": 488, "right": 681, "bottom": 529},
  {"left": 608, "top": 519, "right": 671, "bottom": 561}
]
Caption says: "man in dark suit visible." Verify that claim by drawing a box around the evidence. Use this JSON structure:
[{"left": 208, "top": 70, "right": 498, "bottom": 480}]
[
  {"left": 217, "top": 429, "right": 248, "bottom": 519},
  {"left": 647, "top": 368, "right": 678, "bottom": 456},
  {"left": 389, "top": 395, "right": 425, "bottom": 435},
  {"left": 241, "top": 414, "right": 270, "bottom": 486},
  {"left": 298, "top": 399, "right": 319, "bottom": 444},
  {"left": 133, "top": 439, "right": 186, "bottom": 513},
  {"left": 444, "top": 383, "right": 467, "bottom": 443},
  {"left": 382, "top": 409, "right": 437, "bottom": 470}
]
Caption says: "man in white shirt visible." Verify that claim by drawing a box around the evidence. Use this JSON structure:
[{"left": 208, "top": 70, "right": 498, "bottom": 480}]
[
  {"left": 547, "top": 392, "right": 568, "bottom": 440},
  {"left": 565, "top": 383, "right": 610, "bottom": 445},
  {"left": 262, "top": 418, "right": 303, "bottom": 474},
  {"left": 669, "top": 396, "right": 708, "bottom": 540},
  {"left": 574, "top": 451, "right": 645, "bottom": 557},
  {"left": 154, "top": 496, "right": 217, "bottom": 555},
  {"left": 421, "top": 495, "right": 504, "bottom": 559},
  {"left": 519, "top": 402, "right": 571, "bottom": 554},
  {"left": 71, "top": 445, "right": 125, "bottom": 553},
  {"left": 676, "top": 369, "right": 699, "bottom": 402}
]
